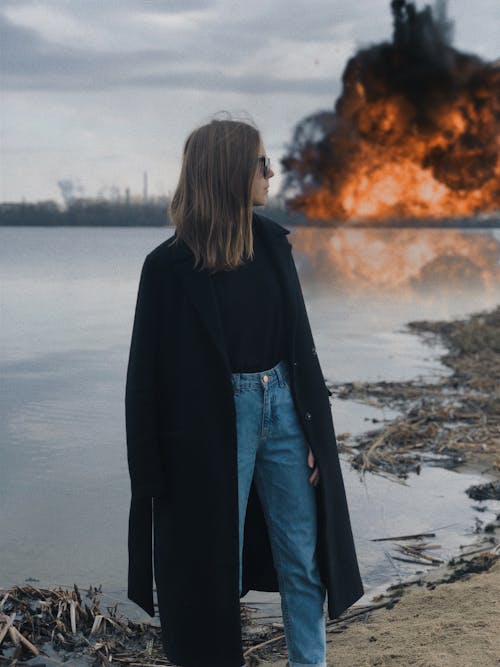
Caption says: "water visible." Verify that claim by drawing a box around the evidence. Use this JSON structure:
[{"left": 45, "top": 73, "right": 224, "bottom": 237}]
[{"left": 1, "top": 225, "right": 500, "bottom": 616}]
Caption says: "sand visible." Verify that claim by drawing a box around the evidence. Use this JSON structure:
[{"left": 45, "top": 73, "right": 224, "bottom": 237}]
[
  {"left": 264, "top": 558, "right": 500, "bottom": 667},
  {"left": 326, "top": 560, "right": 500, "bottom": 666}
]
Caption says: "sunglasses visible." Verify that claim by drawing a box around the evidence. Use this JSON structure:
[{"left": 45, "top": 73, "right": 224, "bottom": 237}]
[{"left": 257, "top": 155, "right": 272, "bottom": 178}]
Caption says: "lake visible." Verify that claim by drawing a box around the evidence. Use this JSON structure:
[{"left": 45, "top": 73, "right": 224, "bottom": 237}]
[{"left": 1, "top": 224, "right": 500, "bottom": 617}]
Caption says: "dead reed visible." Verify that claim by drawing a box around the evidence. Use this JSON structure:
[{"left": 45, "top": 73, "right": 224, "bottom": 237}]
[{"left": 334, "top": 305, "right": 500, "bottom": 479}]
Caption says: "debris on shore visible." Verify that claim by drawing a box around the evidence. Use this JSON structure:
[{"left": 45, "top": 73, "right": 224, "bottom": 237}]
[
  {"left": 333, "top": 305, "right": 500, "bottom": 480},
  {"left": 0, "top": 583, "right": 397, "bottom": 666},
  {"left": 466, "top": 479, "right": 500, "bottom": 501},
  {"left": 0, "top": 582, "right": 299, "bottom": 667},
  {"left": 0, "top": 583, "right": 163, "bottom": 666},
  {"left": 2, "top": 528, "right": 499, "bottom": 667},
  {"left": 0, "top": 583, "right": 269, "bottom": 666},
  {"left": 0, "top": 580, "right": 430, "bottom": 666}
]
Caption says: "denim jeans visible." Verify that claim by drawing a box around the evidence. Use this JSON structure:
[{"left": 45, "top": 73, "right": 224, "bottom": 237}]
[{"left": 231, "top": 359, "right": 327, "bottom": 667}]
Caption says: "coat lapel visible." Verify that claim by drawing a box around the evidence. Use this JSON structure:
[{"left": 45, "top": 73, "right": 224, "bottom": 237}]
[
  {"left": 171, "top": 243, "right": 231, "bottom": 372},
  {"left": 170, "top": 213, "right": 298, "bottom": 374},
  {"left": 258, "top": 216, "right": 299, "bottom": 362}
]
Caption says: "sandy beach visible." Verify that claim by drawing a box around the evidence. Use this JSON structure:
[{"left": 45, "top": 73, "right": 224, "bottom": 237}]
[
  {"left": 264, "top": 558, "right": 500, "bottom": 667},
  {"left": 326, "top": 559, "right": 500, "bottom": 666}
]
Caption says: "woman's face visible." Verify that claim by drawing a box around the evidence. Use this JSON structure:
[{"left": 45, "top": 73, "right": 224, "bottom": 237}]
[{"left": 251, "top": 136, "right": 274, "bottom": 207}]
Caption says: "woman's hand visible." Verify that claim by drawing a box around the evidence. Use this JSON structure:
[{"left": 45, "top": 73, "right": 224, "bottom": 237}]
[{"left": 307, "top": 447, "right": 320, "bottom": 487}]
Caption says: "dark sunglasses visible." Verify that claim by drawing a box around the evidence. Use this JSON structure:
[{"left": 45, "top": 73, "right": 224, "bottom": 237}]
[{"left": 257, "top": 155, "right": 272, "bottom": 178}]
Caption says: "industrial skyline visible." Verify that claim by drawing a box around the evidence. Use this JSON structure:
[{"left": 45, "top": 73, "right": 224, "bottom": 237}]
[{"left": 1, "top": 0, "right": 498, "bottom": 204}]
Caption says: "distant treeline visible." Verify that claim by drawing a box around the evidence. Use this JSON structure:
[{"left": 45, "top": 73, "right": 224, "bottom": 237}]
[
  {"left": 0, "top": 200, "right": 169, "bottom": 227},
  {"left": 0, "top": 199, "right": 499, "bottom": 228},
  {"left": 0, "top": 199, "right": 306, "bottom": 228}
]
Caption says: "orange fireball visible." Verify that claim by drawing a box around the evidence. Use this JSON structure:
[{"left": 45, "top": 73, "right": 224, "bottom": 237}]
[{"left": 282, "top": 1, "right": 500, "bottom": 222}]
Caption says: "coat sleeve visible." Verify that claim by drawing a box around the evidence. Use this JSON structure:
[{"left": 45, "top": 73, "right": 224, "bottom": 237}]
[{"left": 125, "top": 253, "right": 168, "bottom": 498}]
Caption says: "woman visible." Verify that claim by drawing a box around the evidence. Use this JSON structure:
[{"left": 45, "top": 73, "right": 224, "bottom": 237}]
[{"left": 125, "top": 118, "right": 363, "bottom": 667}]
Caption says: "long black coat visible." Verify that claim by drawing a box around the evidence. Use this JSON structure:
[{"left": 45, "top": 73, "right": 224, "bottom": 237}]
[{"left": 125, "top": 213, "right": 363, "bottom": 667}]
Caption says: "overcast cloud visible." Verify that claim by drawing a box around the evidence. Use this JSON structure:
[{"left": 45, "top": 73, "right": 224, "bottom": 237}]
[{"left": 1, "top": 0, "right": 498, "bottom": 203}]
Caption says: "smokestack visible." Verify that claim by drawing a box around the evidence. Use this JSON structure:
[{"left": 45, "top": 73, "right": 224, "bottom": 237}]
[{"left": 143, "top": 171, "right": 148, "bottom": 202}]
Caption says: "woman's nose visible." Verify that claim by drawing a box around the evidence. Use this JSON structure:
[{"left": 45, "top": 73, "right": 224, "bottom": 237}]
[{"left": 267, "top": 167, "right": 275, "bottom": 179}]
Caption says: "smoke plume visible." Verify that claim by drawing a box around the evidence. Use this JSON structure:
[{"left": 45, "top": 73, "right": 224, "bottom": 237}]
[{"left": 282, "top": 1, "right": 500, "bottom": 222}]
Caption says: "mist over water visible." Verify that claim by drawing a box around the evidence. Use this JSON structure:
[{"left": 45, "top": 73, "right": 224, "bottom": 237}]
[{"left": 1, "top": 225, "right": 500, "bottom": 610}]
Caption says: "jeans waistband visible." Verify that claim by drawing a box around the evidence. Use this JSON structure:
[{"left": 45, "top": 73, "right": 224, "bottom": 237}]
[{"left": 231, "top": 359, "right": 290, "bottom": 391}]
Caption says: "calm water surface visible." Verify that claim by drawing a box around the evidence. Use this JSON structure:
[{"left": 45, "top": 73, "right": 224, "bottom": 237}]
[{"left": 1, "top": 225, "right": 500, "bottom": 615}]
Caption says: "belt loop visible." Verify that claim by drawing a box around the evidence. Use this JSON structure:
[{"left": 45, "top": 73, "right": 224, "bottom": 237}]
[
  {"left": 275, "top": 360, "right": 286, "bottom": 388},
  {"left": 273, "top": 362, "right": 280, "bottom": 387}
]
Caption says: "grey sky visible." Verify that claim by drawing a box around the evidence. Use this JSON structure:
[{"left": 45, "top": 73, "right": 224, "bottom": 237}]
[{"left": 1, "top": 0, "right": 498, "bottom": 203}]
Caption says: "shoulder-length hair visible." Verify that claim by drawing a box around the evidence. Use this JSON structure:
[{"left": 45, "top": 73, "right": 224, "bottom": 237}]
[{"left": 169, "top": 118, "right": 260, "bottom": 273}]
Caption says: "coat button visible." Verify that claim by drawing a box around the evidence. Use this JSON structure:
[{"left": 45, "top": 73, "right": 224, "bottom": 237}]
[
  {"left": 292, "top": 360, "right": 298, "bottom": 367},
  {"left": 312, "top": 346, "right": 317, "bottom": 356},
  {"left": 304, "top": 411, "right": 312, "bottom": 421}
]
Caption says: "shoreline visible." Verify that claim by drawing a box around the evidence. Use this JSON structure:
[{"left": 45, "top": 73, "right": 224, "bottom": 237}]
[
  {"left": 1, "top": 305, "right": 499, "bottom": 665},
  {"left": 335, "top": 304, "right": 500, "bottom": 480}
]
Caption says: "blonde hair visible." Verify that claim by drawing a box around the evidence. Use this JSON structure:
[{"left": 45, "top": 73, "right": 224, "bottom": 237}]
[{"left": 169, "top": 118, "right": 261, "bottom": 272}]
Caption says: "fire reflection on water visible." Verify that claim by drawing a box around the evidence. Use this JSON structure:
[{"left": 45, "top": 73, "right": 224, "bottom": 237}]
[{"left": 290, "top": 226, "right": 500, "bottom": 293}]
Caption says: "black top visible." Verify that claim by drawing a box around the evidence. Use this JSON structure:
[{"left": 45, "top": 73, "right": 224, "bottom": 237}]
[{"left": 211, "top": 219, "right": 288, "bottom": 373}]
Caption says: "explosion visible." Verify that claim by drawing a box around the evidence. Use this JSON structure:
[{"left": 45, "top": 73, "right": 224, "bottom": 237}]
[{"left": 282, "top": 0, "right": 500, "bottom": 223}]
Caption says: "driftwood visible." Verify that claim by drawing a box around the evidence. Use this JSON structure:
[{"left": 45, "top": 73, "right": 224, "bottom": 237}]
[
  {"left": 394, "top": 544, "right": 443, "bottom": 565},
  {"left": 371, "top": 531, "right": 436, "bottom": 542},
  {"left": 0, "top": 615, "right": 15, "bottom": 646}
]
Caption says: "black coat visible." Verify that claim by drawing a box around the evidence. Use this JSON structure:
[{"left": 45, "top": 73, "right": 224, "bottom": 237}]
[{"left": 125, "top": 213, "right": 363, "bottom": 667}]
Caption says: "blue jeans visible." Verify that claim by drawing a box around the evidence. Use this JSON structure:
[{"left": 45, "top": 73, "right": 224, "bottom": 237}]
[{"left": 231, "top": 359, "right": 327, "bottom": 667}]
